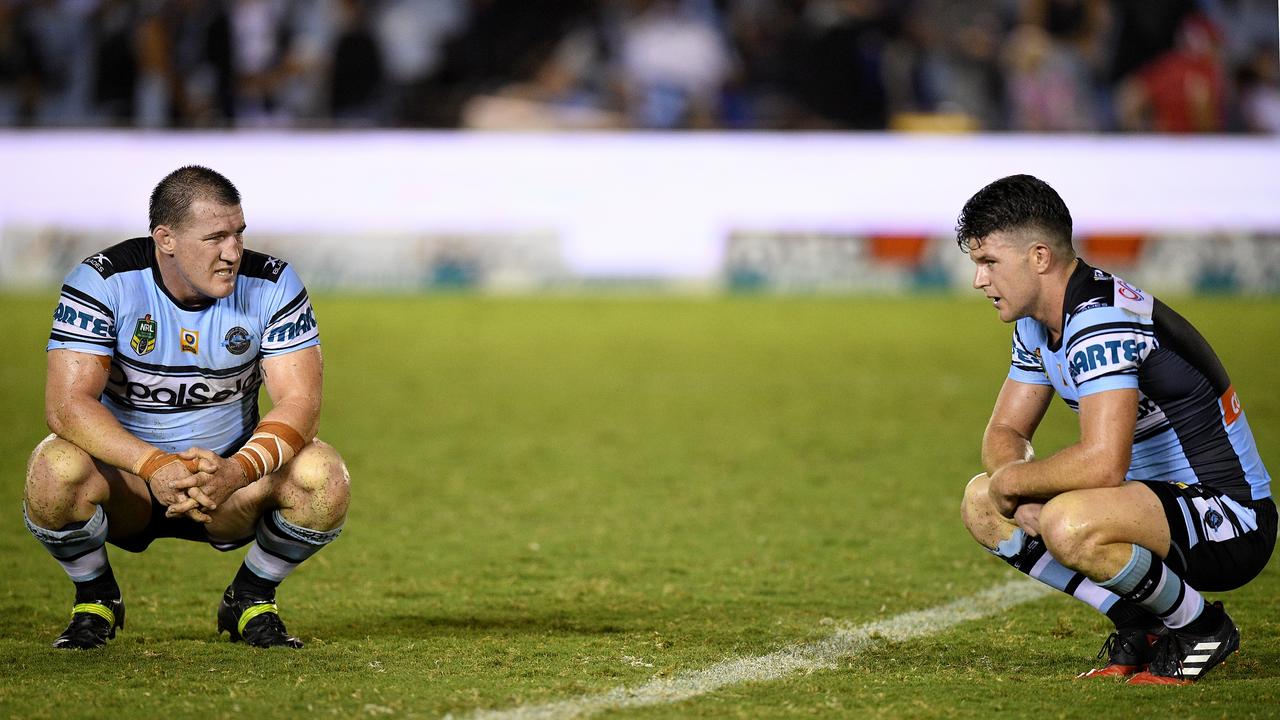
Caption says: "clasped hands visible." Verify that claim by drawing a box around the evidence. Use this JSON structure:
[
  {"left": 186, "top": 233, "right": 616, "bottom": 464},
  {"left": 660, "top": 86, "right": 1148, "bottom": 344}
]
[
  {"left": 147, "top": 448, "right": 249, "bottom": 523},
  {"left": 988, "top": 461, "right": 1045, "bottom": 537}
]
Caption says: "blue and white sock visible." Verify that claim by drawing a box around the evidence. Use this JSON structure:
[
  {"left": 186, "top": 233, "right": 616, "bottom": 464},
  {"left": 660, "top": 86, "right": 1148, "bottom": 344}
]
[
  {"left": 992, "top": 528, "right": 1131, "bottom": 619},
  {"left": 235, "top": 510, "right": 342, "bottom": 598},
  {"left": 1098, "top": 544, "right": 1206, "bottom": 630},
  {"left": 25, "top": 503, "right": 119, "bottom": 600}
]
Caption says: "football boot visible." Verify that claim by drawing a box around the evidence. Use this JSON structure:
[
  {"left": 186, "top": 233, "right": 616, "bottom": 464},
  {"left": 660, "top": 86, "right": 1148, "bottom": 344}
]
[
  {"left": 1129, "top": 607, "right": 1238, "bottom": 685},
  {"left": 216, "top": 586, "right": 304, "bottom": 649},
  {"left": 53, "top": 598, "right": 124, "bottom": 650}
]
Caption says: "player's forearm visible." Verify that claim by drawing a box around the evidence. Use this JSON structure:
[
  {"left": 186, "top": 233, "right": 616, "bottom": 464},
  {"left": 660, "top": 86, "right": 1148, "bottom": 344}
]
[
  {"left": 1002, "top": 441, "right": 1126, "bottom": 499},
  {"left": 45, "top": 395, "right": 159, "bottom": 474},
  {"left": 258, "top": 396, "right": 320, "bottom": 443},
  {"left": 981, "top": 423, "right": 1035, "bottom": 476}
]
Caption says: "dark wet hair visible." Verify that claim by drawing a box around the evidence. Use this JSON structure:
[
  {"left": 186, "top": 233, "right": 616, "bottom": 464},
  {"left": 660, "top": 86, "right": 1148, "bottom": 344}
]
[
  {"left": 149, "top": 165, "right": 241, "bottom": 231},
  {"left": 955, "top": 174, "right": 1073, "bottom": 254}
]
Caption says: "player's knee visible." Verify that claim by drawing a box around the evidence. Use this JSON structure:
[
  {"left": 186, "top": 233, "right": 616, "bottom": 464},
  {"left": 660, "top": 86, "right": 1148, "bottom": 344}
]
[
  {"left": 960, "top": 472, "right": 992, "bottom": 531},
  {"left": 285, "top": 440, "right": 350, "bottom": 502},
  {"left": 25, "top": 435, "right": 95, "bottom": 497},
  {"left": 1038, "top": 496, "right": 1101, "bottom": 569}
]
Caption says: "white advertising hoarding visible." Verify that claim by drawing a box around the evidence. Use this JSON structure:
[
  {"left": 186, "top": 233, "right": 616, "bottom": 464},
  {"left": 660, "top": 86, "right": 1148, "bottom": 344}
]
[{"left": 2, "top": 131, "right": 1278, "bottom": 287}]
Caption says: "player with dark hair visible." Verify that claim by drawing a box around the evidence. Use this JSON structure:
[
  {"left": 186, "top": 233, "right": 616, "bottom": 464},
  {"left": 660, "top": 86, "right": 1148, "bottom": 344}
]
[
  {"left": 957, "top": 174, "right": 1274, "bottom": 684},
  {"left": 26, "top": 165, "right": 350, "bottom": 649}
]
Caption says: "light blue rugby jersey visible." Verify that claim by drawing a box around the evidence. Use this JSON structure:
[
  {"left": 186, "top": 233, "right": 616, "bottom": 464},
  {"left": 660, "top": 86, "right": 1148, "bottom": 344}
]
[
  {"left": 1008, "top": 260, "right": 1270, "bottom": 503},
  {"left": 48, "top": 237, "right": 320, "bottom": 456}
]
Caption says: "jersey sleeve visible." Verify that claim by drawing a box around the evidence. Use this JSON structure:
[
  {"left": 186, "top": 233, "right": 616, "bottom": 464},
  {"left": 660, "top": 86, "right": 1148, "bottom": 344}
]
[
  {"left": 47, "top": 263, "right": 117, "bottom": 356},
  {"left": 1007, "top": 323, "right": 1050, "bottom": 386},
  {"left": 260, "top": 264, "right": 321, "bottom": 357},
  {"left": 1063, "top": 306, "right": 1156, "bottom": 397}
]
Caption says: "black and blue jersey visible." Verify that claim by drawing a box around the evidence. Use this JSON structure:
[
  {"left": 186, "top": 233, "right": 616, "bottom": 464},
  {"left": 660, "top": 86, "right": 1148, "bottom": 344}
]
[{"left": 1008, "top": 260, "right": 1271, "bottom": 504}]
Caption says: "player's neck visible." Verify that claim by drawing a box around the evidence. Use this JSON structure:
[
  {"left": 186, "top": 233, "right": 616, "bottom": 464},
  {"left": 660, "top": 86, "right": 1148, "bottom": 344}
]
[
  {"left": 154, "top": 248, "right": 208, "bottom": 307},
  {"left": 1038, "top": 257, "right": 1078, "bottom": 344}
]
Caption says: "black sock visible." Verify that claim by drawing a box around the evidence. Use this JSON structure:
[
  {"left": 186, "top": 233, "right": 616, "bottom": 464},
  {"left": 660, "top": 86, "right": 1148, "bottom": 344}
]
[
  {"left": 232, "top": 562, "right": 281, "bottom": 601},
  {"left": 73, "top": 565, "right": 120, "bottom": 603},
  {"left": 1105, "top": 599, "right": 1159, "bottom": 631}
]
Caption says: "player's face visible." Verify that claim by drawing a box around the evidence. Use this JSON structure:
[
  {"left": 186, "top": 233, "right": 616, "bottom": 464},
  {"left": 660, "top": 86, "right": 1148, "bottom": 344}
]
[
  {"left": 161, "top": 199, "right": 246, "bottom": 303},
  {"left": 968, "top": 232, "right": 1039, "bottom": 323}
]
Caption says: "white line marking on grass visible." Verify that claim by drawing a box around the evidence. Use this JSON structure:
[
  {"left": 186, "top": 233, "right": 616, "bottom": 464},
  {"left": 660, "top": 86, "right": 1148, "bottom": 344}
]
[{"left": 458, "top": 578, "right": 1052, "bottom": 720}]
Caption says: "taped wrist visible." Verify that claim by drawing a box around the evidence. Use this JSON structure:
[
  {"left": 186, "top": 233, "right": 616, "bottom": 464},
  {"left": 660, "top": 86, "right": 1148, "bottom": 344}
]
[
  {"left": 135, "top": 449, "right": 197, "bottom": 484},
  {"left": 232, "top": 421, "right": 307, "bottom": 483}
]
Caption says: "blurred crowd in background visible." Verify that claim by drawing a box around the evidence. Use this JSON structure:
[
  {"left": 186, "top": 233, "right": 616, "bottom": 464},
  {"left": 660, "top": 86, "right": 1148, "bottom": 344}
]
[{"left": 0, "top": 0, "right": 1277, "bottom": 132}]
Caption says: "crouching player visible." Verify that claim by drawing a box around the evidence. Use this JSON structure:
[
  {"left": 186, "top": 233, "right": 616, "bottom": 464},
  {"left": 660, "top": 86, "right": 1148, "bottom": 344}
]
[
  {"left": 956, "top": 174, "right": 1275, "bottom": 684},
  {"left": 25, "top": 165, "right": 349, "bottom": 649}
]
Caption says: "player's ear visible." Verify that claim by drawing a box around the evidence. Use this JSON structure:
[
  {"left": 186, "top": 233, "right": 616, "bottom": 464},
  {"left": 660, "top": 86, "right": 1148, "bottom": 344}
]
[
  {"left": 153, "top": 225, "right": 176, "bottom": 255},
  {"left": 1030, "top": 244, "right": 1053, "bottom": 273}
]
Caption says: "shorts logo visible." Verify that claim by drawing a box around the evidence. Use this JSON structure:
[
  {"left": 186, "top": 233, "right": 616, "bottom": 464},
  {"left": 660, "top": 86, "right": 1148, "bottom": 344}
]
[
  {"left": 180, "top": 328, "right": 200, "bottom": 354},
  {"left": 130, "top": 314, "right": 157, "bottom": 356},
  {"left": 1204, "top": 508, "right": 1224, "bottom": 531},
  {"left": 223, "top": 326, "right": 252, "bottom": 355}
]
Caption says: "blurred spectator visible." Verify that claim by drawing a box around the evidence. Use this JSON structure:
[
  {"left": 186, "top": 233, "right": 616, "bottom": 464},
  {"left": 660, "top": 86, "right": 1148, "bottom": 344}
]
[
  {"left": 612, "top": 0, "right": 734, "bottom": 129},
  {"left": 882, "top": 5, "right": 946, "bottom": 123},
  {"left": 22, "top": 0, "right": 97, "bottom": 126},
  {"left": 90, "top": 0, "right": 135, "bottom": 124},
  {"left": 932, "top": 3, "right": 1007, "bottom": 130},
  {"left": 1002, "top": 23, "right": 1096, "bottom": 131},
  {"left": 1235, "top": 42, "right": 1280, "bottom": 133},
  {"left": 1107, "top": 0, "right": 1196, "bottom": 83},
  {"left": 779, "top": 0, "right": 889, "bottom": 130},
  {"left": 1116, "top": 13, "right": 1227, "bottom": 133},
  {"left": 329, "top": 0, "right": 383, "bottom": 125},
  {"left": 373, "top": 0, "right": 468, "bottom": 126},
  {"left": 133, "top": 4, "right": 176, "bottom": 127},
  {"left": 167, "top": 0, "right": 234, "bottom": 126},
  {"left": 0, "top": 1, "right": 33, "bottom": 124},
  {"left": 461, "top": 20, "right": 624, "bottom": 130}
]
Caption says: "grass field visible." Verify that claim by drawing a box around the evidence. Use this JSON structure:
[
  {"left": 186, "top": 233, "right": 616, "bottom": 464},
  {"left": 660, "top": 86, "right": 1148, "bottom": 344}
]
[{"left": 1, "top": 293, "right": 1277, "bottom": 719}]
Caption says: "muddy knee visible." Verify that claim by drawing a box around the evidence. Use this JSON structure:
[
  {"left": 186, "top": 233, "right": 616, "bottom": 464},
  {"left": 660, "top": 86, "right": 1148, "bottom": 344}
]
[
  {"left": 961, "top": 472, "right": 1005, "bottom": 547},
  {"left": 278, "top": 441, "right": 349, "bottom": 528},
  {"left": 25, "top": 435, "right": 101, "bottom": 524}
]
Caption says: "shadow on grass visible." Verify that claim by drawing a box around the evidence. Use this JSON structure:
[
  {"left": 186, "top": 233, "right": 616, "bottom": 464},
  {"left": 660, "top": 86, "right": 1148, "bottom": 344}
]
[{"left": 321, "top": 611, "right": 636, "bottom": 640}]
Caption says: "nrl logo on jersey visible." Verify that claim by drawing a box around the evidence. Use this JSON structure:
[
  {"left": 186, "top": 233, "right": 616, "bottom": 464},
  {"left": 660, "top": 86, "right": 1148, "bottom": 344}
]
[{"left": 130, "top": 314, "right": 157, "bottom": 356}]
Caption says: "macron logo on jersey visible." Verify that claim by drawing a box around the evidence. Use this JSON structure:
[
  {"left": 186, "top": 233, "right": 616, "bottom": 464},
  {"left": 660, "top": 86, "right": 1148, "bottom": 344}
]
[{"left": 265, "top": 305, "right": 317, "bottom": 344}]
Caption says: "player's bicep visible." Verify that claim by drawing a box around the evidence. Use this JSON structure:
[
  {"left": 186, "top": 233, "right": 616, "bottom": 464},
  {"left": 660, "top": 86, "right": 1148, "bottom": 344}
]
[
  {"left": 45, "top": 349, "right": 111, "bottom": 421},
  {"left": 987, "top": 378, "right": 1054, "bottom": 441},
  {"left": 260, "top": 345, "right": 323, "bottom": 409},
  {"left": 1076, "top": 387, "right": 1137, "bottom": 475}
]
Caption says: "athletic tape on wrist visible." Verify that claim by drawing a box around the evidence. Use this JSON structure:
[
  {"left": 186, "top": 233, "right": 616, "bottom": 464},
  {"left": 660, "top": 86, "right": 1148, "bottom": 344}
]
[
  {"left": 135, "top": 449, "right": 199, "bottom": 484},
  {"left": 232, "top": 421, "right": 307, "bottom": 483}
]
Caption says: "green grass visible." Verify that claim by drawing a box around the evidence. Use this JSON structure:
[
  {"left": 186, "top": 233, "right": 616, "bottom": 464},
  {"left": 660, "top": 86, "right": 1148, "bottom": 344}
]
[{"left": 1, "top": 293, "right": 1277, "bottom": 719}]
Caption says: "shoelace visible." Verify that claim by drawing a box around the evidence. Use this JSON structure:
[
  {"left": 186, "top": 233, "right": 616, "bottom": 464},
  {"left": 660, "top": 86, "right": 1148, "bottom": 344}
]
[
  {"left": 1095, "top": 632, "right": 1122, "bottom": 662},
  {"left": 1147, "top": 632, "right": 1187, "bottom": 679},
  {"left": 1095, "top": 630, "right": 1146, "bottom": 663}
]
